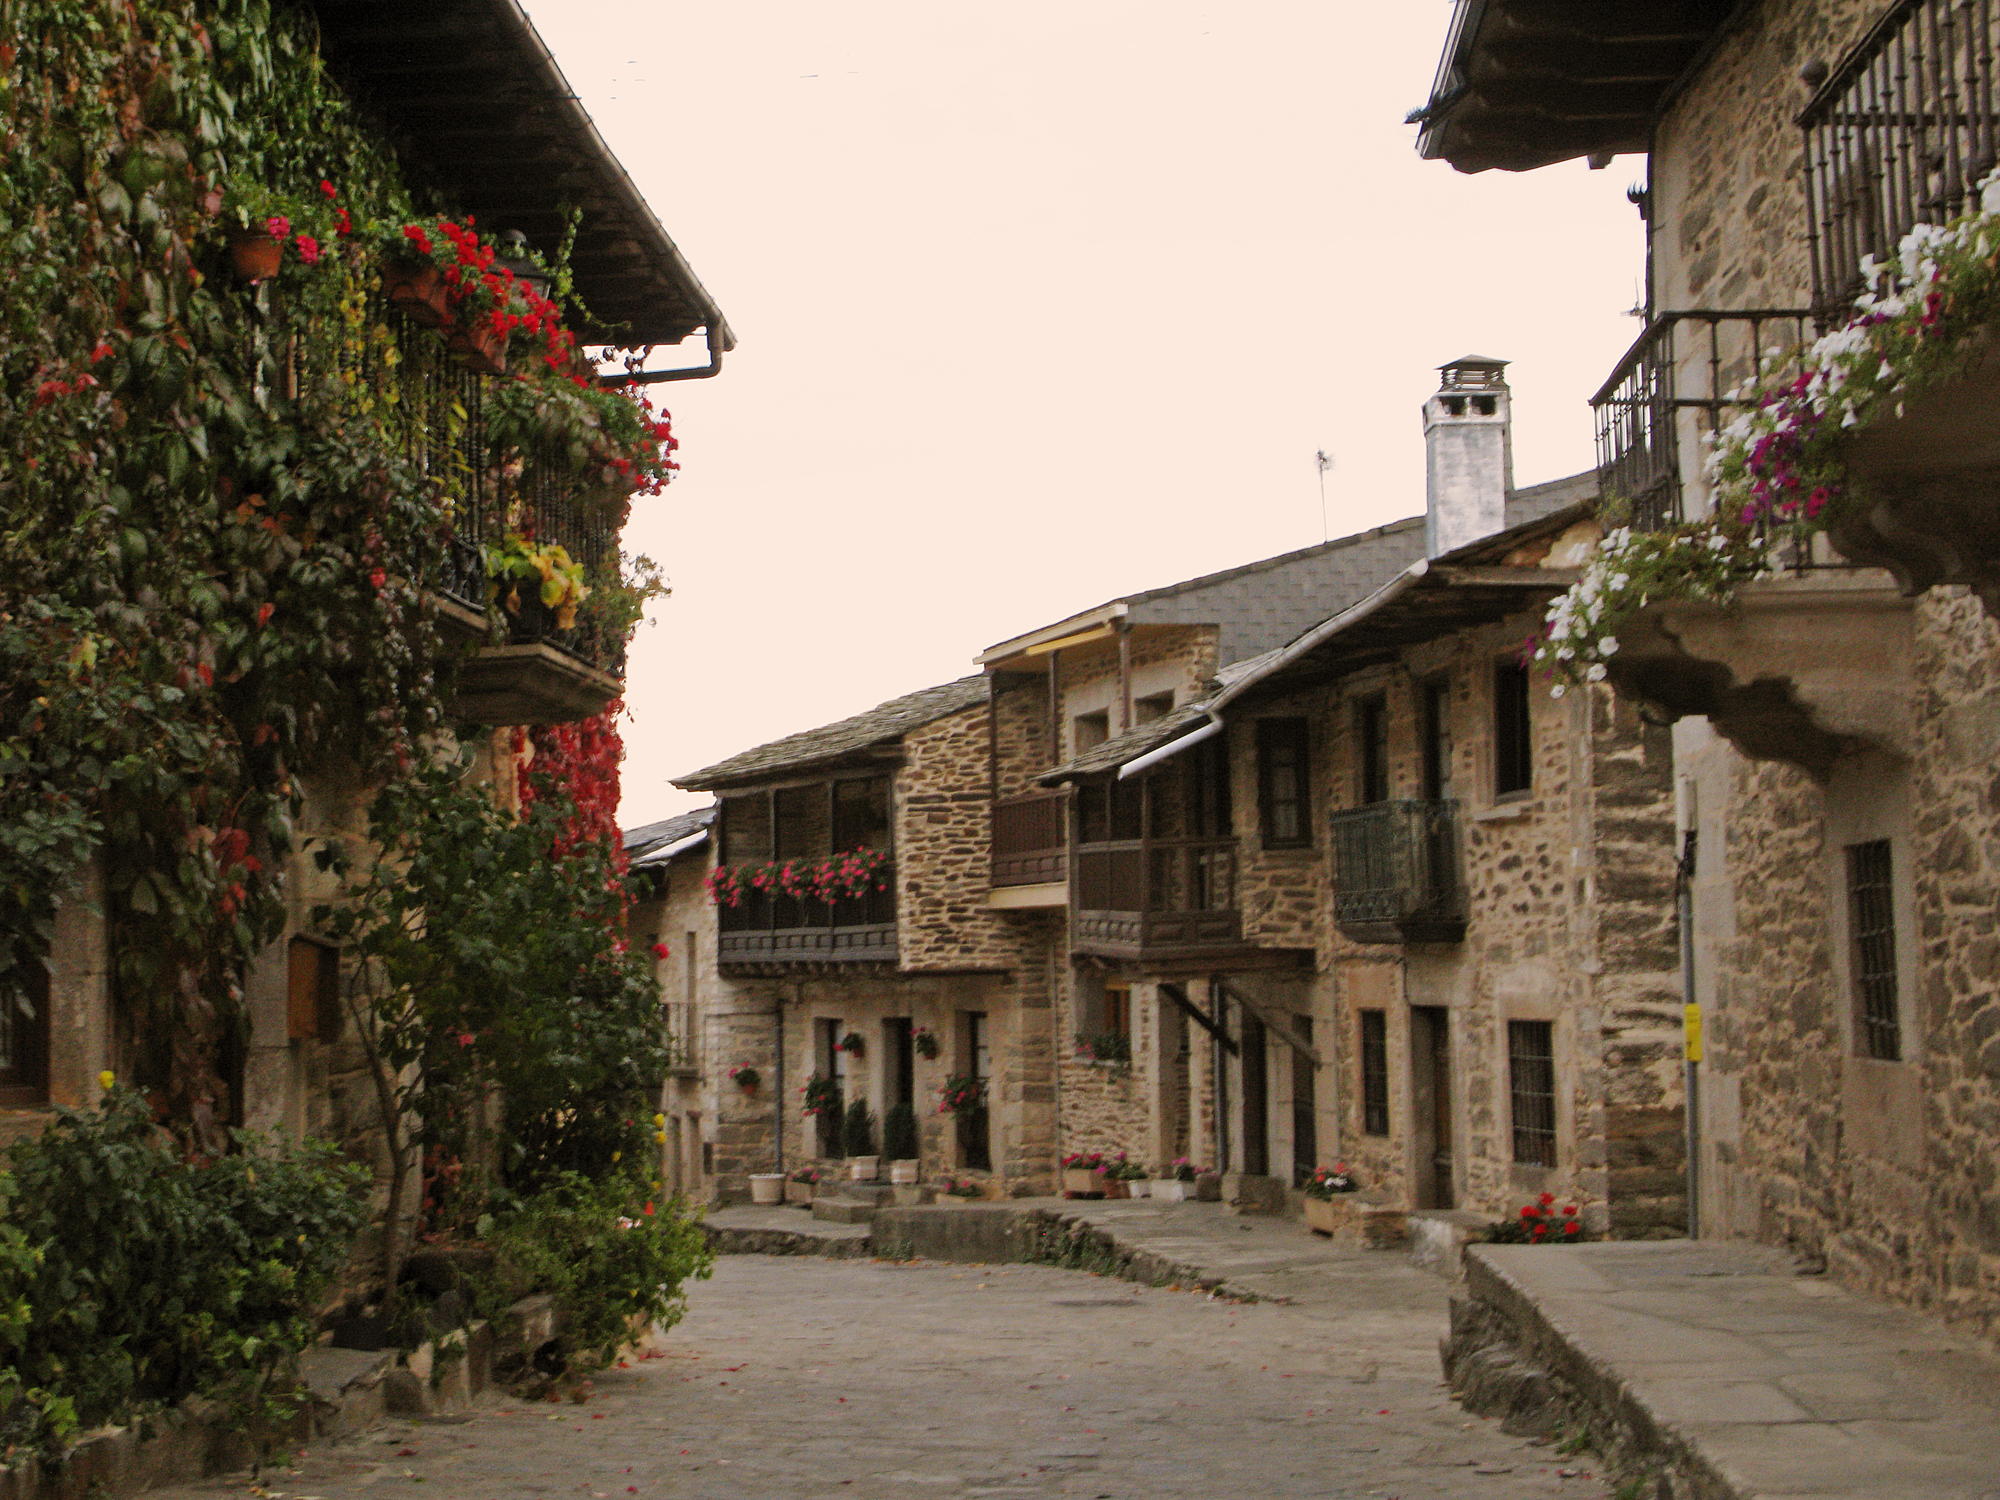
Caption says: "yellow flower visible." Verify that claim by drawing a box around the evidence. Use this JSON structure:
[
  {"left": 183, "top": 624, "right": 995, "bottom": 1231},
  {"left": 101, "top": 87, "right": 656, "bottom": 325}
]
[
  {"left": 652, "top": 1113, "right": 666, "bottom": 1127},
  {"left": 97, "top": 1070, "right": 116, "bottom": 1092},
  {"left": 653, "top": 1130, "right": 667, "bottom": 1145},
  {"left": 611, "top": 1150, "right": 622, "bottom": 1164}
]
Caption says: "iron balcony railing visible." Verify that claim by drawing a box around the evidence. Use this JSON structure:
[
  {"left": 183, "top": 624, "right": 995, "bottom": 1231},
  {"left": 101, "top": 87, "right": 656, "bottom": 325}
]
[
  {"left": 289, "top": 296, "right": 621, "bottom": 672},
  {"left": 991, "top": 789, "right": 1070, "bottom": 887},
  {"left": 1803, "top": 0, "right": 2000, "bottom": 316},
  {"left": 716, "top": 867, "right": 898, "bottom": 967},
  {"left": 1591, "top": 310, "right": 1813, "bottom": 530},
  {"left": 1328, "top": 799, "right": 1466, "bottom": 944}
]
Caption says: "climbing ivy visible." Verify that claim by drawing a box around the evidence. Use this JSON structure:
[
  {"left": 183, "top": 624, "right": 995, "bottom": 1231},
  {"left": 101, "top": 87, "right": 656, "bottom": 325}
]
[{"left": 0, "top": 0, "right": 673, "bottom": 1144}]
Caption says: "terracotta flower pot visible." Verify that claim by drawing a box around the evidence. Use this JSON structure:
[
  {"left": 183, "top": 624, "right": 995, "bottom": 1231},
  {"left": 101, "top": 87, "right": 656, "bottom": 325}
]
[
  {"left": 448, "top": 317, "right": 508, "bottom": 377},
  {"left": 227, "top": 229, "right": 284, "bottom": 282},
  {"left": 1061, "top": 1168, "right": 1103, "bottom": 1198},
  {"left": 383, "top": 258, "right": 452, "bottom": 327}
]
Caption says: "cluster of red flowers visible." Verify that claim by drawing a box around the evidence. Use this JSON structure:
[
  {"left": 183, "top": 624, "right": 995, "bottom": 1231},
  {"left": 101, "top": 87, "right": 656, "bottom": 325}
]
[
  {"left": 703, "top": 849, "right": 890, "bottom": 909},
  {"left": 410, "top": 215, "right": 585, "bottom": 384},
  {"left": 516, "top": 704, "right": 628, "bottom": 873},
  {"left": 1516, "top": 1192, "right": 1583, "bottom": 1242}
]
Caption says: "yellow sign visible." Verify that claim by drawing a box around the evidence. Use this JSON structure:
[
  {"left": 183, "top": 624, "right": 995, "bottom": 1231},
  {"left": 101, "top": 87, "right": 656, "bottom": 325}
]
[{"left": 1684, "top": 1003, "right": 1703, "bottom": 1064}]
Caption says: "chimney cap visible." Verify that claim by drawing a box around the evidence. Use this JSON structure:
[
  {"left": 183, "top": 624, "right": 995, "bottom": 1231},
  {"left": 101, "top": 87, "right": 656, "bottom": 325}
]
[{"left": 1437, "top": 355, "right": 1510, "bottom": 391}]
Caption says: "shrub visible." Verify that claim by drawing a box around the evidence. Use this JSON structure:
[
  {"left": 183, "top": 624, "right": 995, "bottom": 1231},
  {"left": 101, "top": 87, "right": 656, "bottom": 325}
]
[
  {"left": 882, "top": 1102, "right": 919, "bottom": 1161},
  {"left": 842, "top": 1099, "right": 876, "bottom": 1158},
  {"left": 475, "top": 1172, "right": 712, "bottom": 1376},
  {"left": 0, "top": 1088, "right": 367, "bottom": 1453}
]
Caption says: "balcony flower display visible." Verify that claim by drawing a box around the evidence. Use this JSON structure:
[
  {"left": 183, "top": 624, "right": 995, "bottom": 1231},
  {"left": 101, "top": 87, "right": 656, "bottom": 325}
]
[
  {"left": 703, "top": 848, "right": 892, "bottom": 908},
  {"left": 484, "top": 530, "right": 588, "bottom": 630},
  {"left": 1536, "top": 168, "right": 2000, "bottom": 687}
]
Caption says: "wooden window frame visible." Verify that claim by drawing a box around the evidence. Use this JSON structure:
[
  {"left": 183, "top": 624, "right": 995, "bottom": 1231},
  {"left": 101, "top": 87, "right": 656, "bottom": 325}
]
[
  {"left": 1492, "top": 661, "right": 1534, "bottom": 799},
  {"left": 1507, "top": 1019, "right": 1558, "bottom": 1167},
  {"left": 1359, "top": 1009, "right": 1390, "bottom": 1137},
  {"left": 1256, "top": 717, "right": 1313, "bottom": 849}
]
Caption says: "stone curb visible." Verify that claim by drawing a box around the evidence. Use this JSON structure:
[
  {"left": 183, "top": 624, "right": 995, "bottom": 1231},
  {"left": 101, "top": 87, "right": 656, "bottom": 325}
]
[{"left": 1444, "top": 1247, "right": 1742, "bottom": 1500}]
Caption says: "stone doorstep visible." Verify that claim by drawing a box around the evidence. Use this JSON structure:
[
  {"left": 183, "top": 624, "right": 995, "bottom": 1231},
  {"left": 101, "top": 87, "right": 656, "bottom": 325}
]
[
  {"left": 0, "top": 1294, "right": 580, "bottom": 1500},
  {"left": 1444, "top": 1242, "right": 2000, "bottom": 1500}
]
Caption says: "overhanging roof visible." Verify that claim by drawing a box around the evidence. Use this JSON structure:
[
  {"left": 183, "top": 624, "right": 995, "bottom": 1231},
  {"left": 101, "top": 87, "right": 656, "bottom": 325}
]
[
  {"left": 313, "top": 0, "right": 732, "bottom": 350},
  {"left": 1415, "top": 0, "right": 1738, "bottom": 173},
  {"left": 676, "top": 677, "right": 989, "bottom": 792}
]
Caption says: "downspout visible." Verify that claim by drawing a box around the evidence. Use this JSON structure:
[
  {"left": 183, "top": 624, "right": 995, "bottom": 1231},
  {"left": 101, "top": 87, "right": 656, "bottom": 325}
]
[
  {"left": 777, "top": 984, "right": 797, "bottom": 1171},
  {"left": 1212, "top": 977, "right": 1231, "bottom": 1173},
  {"left": 1675, "top": 777, "right": 1700, "bottom": 1239},
  {"left": 597, "top": 324, "right": 726, "bottom": 386}
]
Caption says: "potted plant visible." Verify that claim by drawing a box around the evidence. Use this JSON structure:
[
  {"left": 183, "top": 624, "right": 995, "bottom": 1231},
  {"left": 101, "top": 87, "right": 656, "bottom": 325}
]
[
  {"left": 1152, "top": 1157, "right": 1201, "bottom": 1203},
  {"left": 937, "top": 1073, "right": 986, "bottom": 1119},
  {"left": 1075, "top": 1030, "right": 1133, "bottom": 1066},
  {"left": 728, "top": 1065, "right": 761, "bottom": 1097},
  {"left": 1060, "top": 1150, "right": 1107, "bottom": 1198},
  {"left": 748, "top": 1171, "right": 785, "bottom": 1206},
  {"left": 785, "top": 1166, "right": 821, "bottom": 1206},
  {"left": 912, "top": 1025, "right": 942, "bottom": 1061},
  {"left": 484, "top": 529, "right": 589, "bottom": 632},
  {"left": 843, "top": 1099, "right": 878, "bottom": 1179},
  {"left": 883, "top": 1101, "right": 920, "bottom": 1183},
  {"left": 1302, "top": 1162, "right": 1360, "bottom": 1236},
  {"left": 1100, "top": 1153, "right": 1146, "bottom": 1200},
  {"left": 836, "top": 1030, "right": 866, "bottom": 1058},
  {"left": 1488, "top": 1193, "right": 1586, "bottom": 1245},
  {"left": 940, "top": 1177, "right": 984, "bottom": 1200},
  {"left": 801, "top": 1071, "right": 841, "bottom": 1124}
]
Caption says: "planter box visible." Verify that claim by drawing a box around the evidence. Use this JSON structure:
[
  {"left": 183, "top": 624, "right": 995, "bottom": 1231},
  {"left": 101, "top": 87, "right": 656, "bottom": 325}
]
[
  {"left": 1128, "top": 1179, "right": 1152, "bottom": 1199},
  {"left": 1061, "top": 1168, "right": 1103, "bottom": 1198},
  {"left": 1103, "top": 1179, "right": 1130, "bottom": 1200},
  {"left": 1303, "top": 1192, "right": 1408, "bottom": 1249},
  {"left": 1152, "top": 1178, "right": 1193, "bottom": 1203},
  {"left": 1195, "top": 1172, "right": 1223, "bottom": 1202},
  {"left": 784, "top": 1179, "right": 814, "bottom": 1205},
  {"left": 848, "top": 1155, "right": 880, "bottom": 1182},
  {"left": 889, "top": 1159, "right": 920, "bottom": 1185},
  {"left": 748, "top": 1173, "right": 784, "bottom": 1206}
]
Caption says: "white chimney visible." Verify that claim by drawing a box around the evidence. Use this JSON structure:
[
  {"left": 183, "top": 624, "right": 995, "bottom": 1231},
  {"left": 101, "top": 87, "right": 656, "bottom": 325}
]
[{"left": 1424, "top": 355, "right": 1513, "bottom": 556}]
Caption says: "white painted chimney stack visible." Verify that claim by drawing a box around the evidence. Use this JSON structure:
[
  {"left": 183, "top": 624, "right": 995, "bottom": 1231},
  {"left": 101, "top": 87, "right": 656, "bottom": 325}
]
[{"left": 1424, "top": 355, "right": 1513, "bottom": 556}]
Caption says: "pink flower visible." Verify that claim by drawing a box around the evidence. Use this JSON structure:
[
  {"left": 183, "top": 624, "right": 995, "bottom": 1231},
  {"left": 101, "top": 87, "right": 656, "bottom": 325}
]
[
  {"left": 651, "top": 942, "right": 670, "bottom": 959},
  {"left": 456, "top": 1032, "right": 475, "bottom": 1048},
  {"left": 296, "top": 234, "right": 321, "bottom": 265},
  {"left": 264, "top": 215, "right": 290, "bottom": 240}
]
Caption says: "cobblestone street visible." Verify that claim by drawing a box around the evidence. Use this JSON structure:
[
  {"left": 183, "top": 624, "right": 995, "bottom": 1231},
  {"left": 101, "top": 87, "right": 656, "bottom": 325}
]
[{"left": 161, "top": 1253, "right": 1607, "bottom": 1500}]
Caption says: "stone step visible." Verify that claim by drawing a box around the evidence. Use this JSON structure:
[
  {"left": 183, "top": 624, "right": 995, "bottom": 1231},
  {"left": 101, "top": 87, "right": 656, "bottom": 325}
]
[{"left": 812, "top": 1197, "right": 880, "bottom": 1225}]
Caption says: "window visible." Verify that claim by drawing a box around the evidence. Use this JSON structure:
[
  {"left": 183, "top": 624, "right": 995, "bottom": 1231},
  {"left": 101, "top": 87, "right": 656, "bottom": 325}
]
[
  {"left": 1133, "top": 691, "right": 1175, "bottom": 724},
  {"left": 1847, "top": 839, "right": 1901, "bottom": 1061},
  {"left": 0, "top": 952, "right": 50, "bottom": 1107},
  {"left": 1359, "top": 1010, "right": 1389, "bottom": 1136},
  {"left": 1493, "top": 661, "right": 1533, "bottom": 797},
  {"left": 773, "top": 785, "right": 820, "bottom": 859},
  {"left": 1256, "top": 718, "right": 1312, "bottom": 848},
  {"left": 1073, "top": 710, "right": 1110, "bottom": 753},
  {"left": 1507, "top": 1020, "right": 1558, "bottom": 1167},
  {"left": 719, "top": 793, "right": 771, "bottom": 865},
  {"left": 1420, "top": 678, "right": 1452, "bottom": 801},
  {"left": 1357, "top": 695, "right": 1389, "bottom": 804},
  {"left": 285, "top": 936, "right": 341, "bottom": 1045},
  {"left": 1102, "top": 982, "right": 1131, "bottom": 1037},
  {"left": 832, "top": 777, "right": 891, "bottom": 853}
]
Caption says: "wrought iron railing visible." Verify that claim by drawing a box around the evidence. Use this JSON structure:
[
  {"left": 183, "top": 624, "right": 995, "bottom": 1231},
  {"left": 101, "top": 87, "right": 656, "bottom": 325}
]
[
  {"left": 288, "top": 296, "right": 620, "bottom": 671},
  {"left": 1592, "top": 310, "right": 1812, "bottom": 530},
  {"left": 1803, "top": 0, "right": 2000, "bottom": 316},
  {"left": 1328, "top": 800, "right": 1465, "bottom": 942},
  {"left": 991, "top": 789, "right": 1069, "bottom": 887}
]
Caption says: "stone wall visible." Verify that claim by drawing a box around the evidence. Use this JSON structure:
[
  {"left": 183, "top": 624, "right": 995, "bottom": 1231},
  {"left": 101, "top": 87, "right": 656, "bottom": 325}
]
[
  {"left": 897, "top": 702, "right": 1014, "bottom": 973},
  {"left": 992, "top": 674, "right": 1057, "bottom": 795},
  {"left": 1316, "top": 611, "right": 1683, "bottom": 1236},
  {"left": 1230, "top": 687, "right": 1331, "bottom": 952}
]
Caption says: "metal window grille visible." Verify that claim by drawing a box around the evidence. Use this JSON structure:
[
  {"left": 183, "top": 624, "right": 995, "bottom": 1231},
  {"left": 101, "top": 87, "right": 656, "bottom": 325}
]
[
  {"left": 1507, "top": 1020, "right": 1558, "bottom": 1168},
  {"left": 1847, "top": 839, "right": 1903, "bottom": 1061},
  {"left": 1360, "top": 1010, "right": 1390, "bottom": 1137},
  {"left": 1803, "top": 0, "right": 2000, "bottom": 317}
]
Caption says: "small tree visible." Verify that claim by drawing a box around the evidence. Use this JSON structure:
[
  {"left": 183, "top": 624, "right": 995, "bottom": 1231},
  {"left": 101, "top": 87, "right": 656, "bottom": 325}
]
[
  {"left": 882, "top": 1101, "right": 918, "bottom": 1161},
  {"left": 843, "top": 1098, "right": 876, "bottom": 1157}
]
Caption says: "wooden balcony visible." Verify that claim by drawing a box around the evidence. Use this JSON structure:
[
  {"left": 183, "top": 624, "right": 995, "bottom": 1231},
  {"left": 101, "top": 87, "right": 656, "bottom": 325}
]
[
  {"left": 991, "top": 790, "right": 1068, "bottom": 909},
  {"left": 717, "top": 875, "right": 898, "bottom": 973},
  {"left": 1072, "top": 836, "right": 1245, "bottom": 962},
  {"left": 1329, "top": 800, "right": 1466, "bottom": 945}
]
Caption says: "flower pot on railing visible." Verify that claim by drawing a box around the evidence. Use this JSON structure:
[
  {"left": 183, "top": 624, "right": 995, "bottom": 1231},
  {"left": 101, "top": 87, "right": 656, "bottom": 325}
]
[
  {"left": 383, "top": 258, "right": 452, "bottom": 327},
  {"left": 227, "top": 228, "right": 285, "bottom": 283},
  {"left": 447, "top": 318, "right": 508, "bottom": 377}
]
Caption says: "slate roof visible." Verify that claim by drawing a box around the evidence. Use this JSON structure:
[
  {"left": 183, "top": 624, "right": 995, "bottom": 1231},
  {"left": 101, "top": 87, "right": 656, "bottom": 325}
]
[
  {"left": 1037, "top": 650, "right": 1279, "bottom": 784},
  {"left": 624, "top": 805, "right": 716, "bottom": 872},
  {"left": 675, "top": 676, "right": 989, "bottom": 791}
]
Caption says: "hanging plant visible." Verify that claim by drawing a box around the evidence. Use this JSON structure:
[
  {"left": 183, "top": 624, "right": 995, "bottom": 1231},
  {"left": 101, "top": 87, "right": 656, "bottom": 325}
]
[
  {"left": 937, "top": 1074, "right": 987, "bottom": 1117},
  {"left": 836, "top": 1031, "right": 865, "bottom": 1058},
  {"left": 912, "top": 1026, "right": 941, "bottom": 1061},
  {"left": 727, "top": 1065, "right": 761, "bottom": 1094}
]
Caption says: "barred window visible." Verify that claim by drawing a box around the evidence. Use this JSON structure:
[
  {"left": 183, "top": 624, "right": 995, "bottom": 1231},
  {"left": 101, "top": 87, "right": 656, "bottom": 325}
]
[
  {"left": 1848, "top": 839, "right": 1901, "bottom": 1061},
  {"left": 1507, "top": 1020, "right": 1557, "bottom": 1167},
  {"left": 1360, "top": 1009, "right": 1390, "bottom": 1137}
]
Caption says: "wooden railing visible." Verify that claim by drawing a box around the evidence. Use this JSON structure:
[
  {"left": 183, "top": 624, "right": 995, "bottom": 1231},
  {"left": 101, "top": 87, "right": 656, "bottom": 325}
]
[
  {"left": 1804, "top": 0, "right": 2000, "bottom": 316},
  {"left": 1073, "top": 836, "right": 1240, "bottom": 954},
  {"left": 1328, "top": 800, "right": 1465, "bottom": 944},
  {"left": 717, "top": 866, "right": 898, "bottom": 967},
  {"left": 991, "top": 789, "right": 1069, "bottom": 887}
]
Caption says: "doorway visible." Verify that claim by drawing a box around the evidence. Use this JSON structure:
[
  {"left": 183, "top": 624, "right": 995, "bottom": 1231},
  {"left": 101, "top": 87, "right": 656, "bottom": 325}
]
[
  {"left": 958, "top": 1010, "right": 991, "bottom": 1170},
  {"left": 1409, "top": 1006, "right": 1455, "bottom": 1209},
  {"left": 1240, "top": 1012, "right": 1268, "bottom": 1177}
]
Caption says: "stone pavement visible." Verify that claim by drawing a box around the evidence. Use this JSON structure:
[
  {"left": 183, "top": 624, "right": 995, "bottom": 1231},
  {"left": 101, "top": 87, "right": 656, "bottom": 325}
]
[
  {"left": 1447, "top": 1239, "right": 2000, "bottom": 1500},
  {"left": 152, "top": 1251, "right": 1608, "bottom": 1500}
]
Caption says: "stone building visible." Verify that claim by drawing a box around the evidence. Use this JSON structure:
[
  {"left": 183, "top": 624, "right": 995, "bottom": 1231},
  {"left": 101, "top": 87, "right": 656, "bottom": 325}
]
[
  {"left": 665, "top": 679, "right": 1062, "bottom": 1199},
  {"left": 1, "top": 2, "right": 729, "bottom": 1173},
  {"left": 1420, "top": 0, "right": 2000, "bottom": 1344}
]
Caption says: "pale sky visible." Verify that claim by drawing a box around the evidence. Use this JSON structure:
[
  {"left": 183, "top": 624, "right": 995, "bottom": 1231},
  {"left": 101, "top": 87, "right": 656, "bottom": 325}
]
[{"left": 520, "top": 3, "right": 1646, "bottom": 827}]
